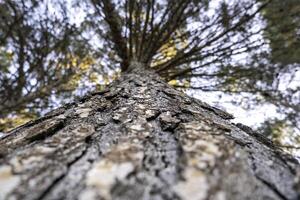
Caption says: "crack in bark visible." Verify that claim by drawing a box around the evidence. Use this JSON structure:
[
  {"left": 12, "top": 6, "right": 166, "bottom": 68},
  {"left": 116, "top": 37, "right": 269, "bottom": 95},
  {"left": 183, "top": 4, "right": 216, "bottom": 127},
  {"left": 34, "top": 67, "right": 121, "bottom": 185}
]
[
  {"left": 37, "top": 136, "right": 94, "bottom": 200},
  {"left": 26, "top": 120, "right": 65, "bottom": 143},
  {"left": 256, "top": 175, "right": 289, "bottom": 200},
  {"left": 247, "top": 151, "right": 288, "bottom": 200},
  {"left": 0, "top": 118, "right": 67, "bottom": 158}
]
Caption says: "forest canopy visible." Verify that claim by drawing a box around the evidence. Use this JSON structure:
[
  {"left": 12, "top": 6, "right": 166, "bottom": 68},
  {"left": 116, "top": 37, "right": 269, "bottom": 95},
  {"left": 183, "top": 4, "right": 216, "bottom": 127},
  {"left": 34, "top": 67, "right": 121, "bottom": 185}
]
[{"left": 0, "top": 0, "right": 299, "bottom": 152}]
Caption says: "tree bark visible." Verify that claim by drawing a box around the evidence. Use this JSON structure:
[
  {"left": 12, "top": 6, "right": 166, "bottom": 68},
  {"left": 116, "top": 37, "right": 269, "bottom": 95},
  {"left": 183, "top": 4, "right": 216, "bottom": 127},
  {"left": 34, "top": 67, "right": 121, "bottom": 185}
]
[{"left": 0, "top": 63, "right": 299, "bottom": 200}]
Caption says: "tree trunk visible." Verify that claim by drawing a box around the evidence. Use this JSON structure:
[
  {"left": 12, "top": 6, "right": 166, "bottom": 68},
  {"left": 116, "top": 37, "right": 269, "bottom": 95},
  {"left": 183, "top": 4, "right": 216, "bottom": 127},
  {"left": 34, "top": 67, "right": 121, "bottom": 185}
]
[{"left": 0, "top": 64, "right": 299, "bottom": 200}]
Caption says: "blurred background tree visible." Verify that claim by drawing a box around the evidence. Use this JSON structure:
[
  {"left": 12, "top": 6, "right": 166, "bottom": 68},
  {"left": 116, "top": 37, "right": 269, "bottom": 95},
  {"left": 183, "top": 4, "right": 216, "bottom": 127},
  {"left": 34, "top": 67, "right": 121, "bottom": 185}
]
[
  {"left": 252, "top": 0, "right": 300, "bottom": 153},
  {"left": 0, "top": 0, "right": 299, "bottom": 155},
  {"left": 0, "top": 0, "right": 97, "bottom": 130}
]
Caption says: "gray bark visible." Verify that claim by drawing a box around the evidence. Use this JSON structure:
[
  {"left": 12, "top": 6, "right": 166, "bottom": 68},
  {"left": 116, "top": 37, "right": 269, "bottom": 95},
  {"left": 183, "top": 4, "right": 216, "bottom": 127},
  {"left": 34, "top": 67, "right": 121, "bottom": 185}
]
[{"left": 0, "top": 63, "right": 299, "bottom": 200}]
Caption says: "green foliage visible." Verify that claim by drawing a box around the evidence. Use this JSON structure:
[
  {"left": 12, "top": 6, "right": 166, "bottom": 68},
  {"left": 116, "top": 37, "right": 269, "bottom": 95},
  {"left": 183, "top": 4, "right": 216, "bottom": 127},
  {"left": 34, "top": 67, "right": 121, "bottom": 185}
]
[
  {"left": 0, "top": 48, "right": 13, "bottom": 73},
  {"left": 261, "top": 0, "right": 300, "bottom": 64},
  {"left": 0, "top": 0, "right": 93, "bottom": 131},
  {"left": 258, "top": 118, "right": 300, "bottom": 154}
]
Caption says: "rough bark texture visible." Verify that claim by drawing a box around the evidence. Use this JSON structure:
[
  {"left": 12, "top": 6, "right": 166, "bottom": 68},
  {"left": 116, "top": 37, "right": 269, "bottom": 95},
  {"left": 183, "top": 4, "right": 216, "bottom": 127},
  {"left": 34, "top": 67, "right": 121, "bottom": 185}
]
[{"left": 0, "top": 64, "right": 300, "bottom": 200}]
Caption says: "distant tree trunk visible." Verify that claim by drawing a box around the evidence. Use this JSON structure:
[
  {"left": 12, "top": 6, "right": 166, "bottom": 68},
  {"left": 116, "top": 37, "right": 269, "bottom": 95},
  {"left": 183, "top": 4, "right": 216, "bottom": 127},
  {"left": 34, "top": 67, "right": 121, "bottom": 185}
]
[{"left": 0, "top": 62, "right": 299, "bottom": 200}]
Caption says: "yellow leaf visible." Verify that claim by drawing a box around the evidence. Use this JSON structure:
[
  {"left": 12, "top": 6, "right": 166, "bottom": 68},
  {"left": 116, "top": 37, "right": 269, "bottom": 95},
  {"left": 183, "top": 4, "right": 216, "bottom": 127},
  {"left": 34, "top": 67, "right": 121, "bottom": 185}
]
[{"left": 168, "top": 80, "right": 178, "bottom": 86}]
